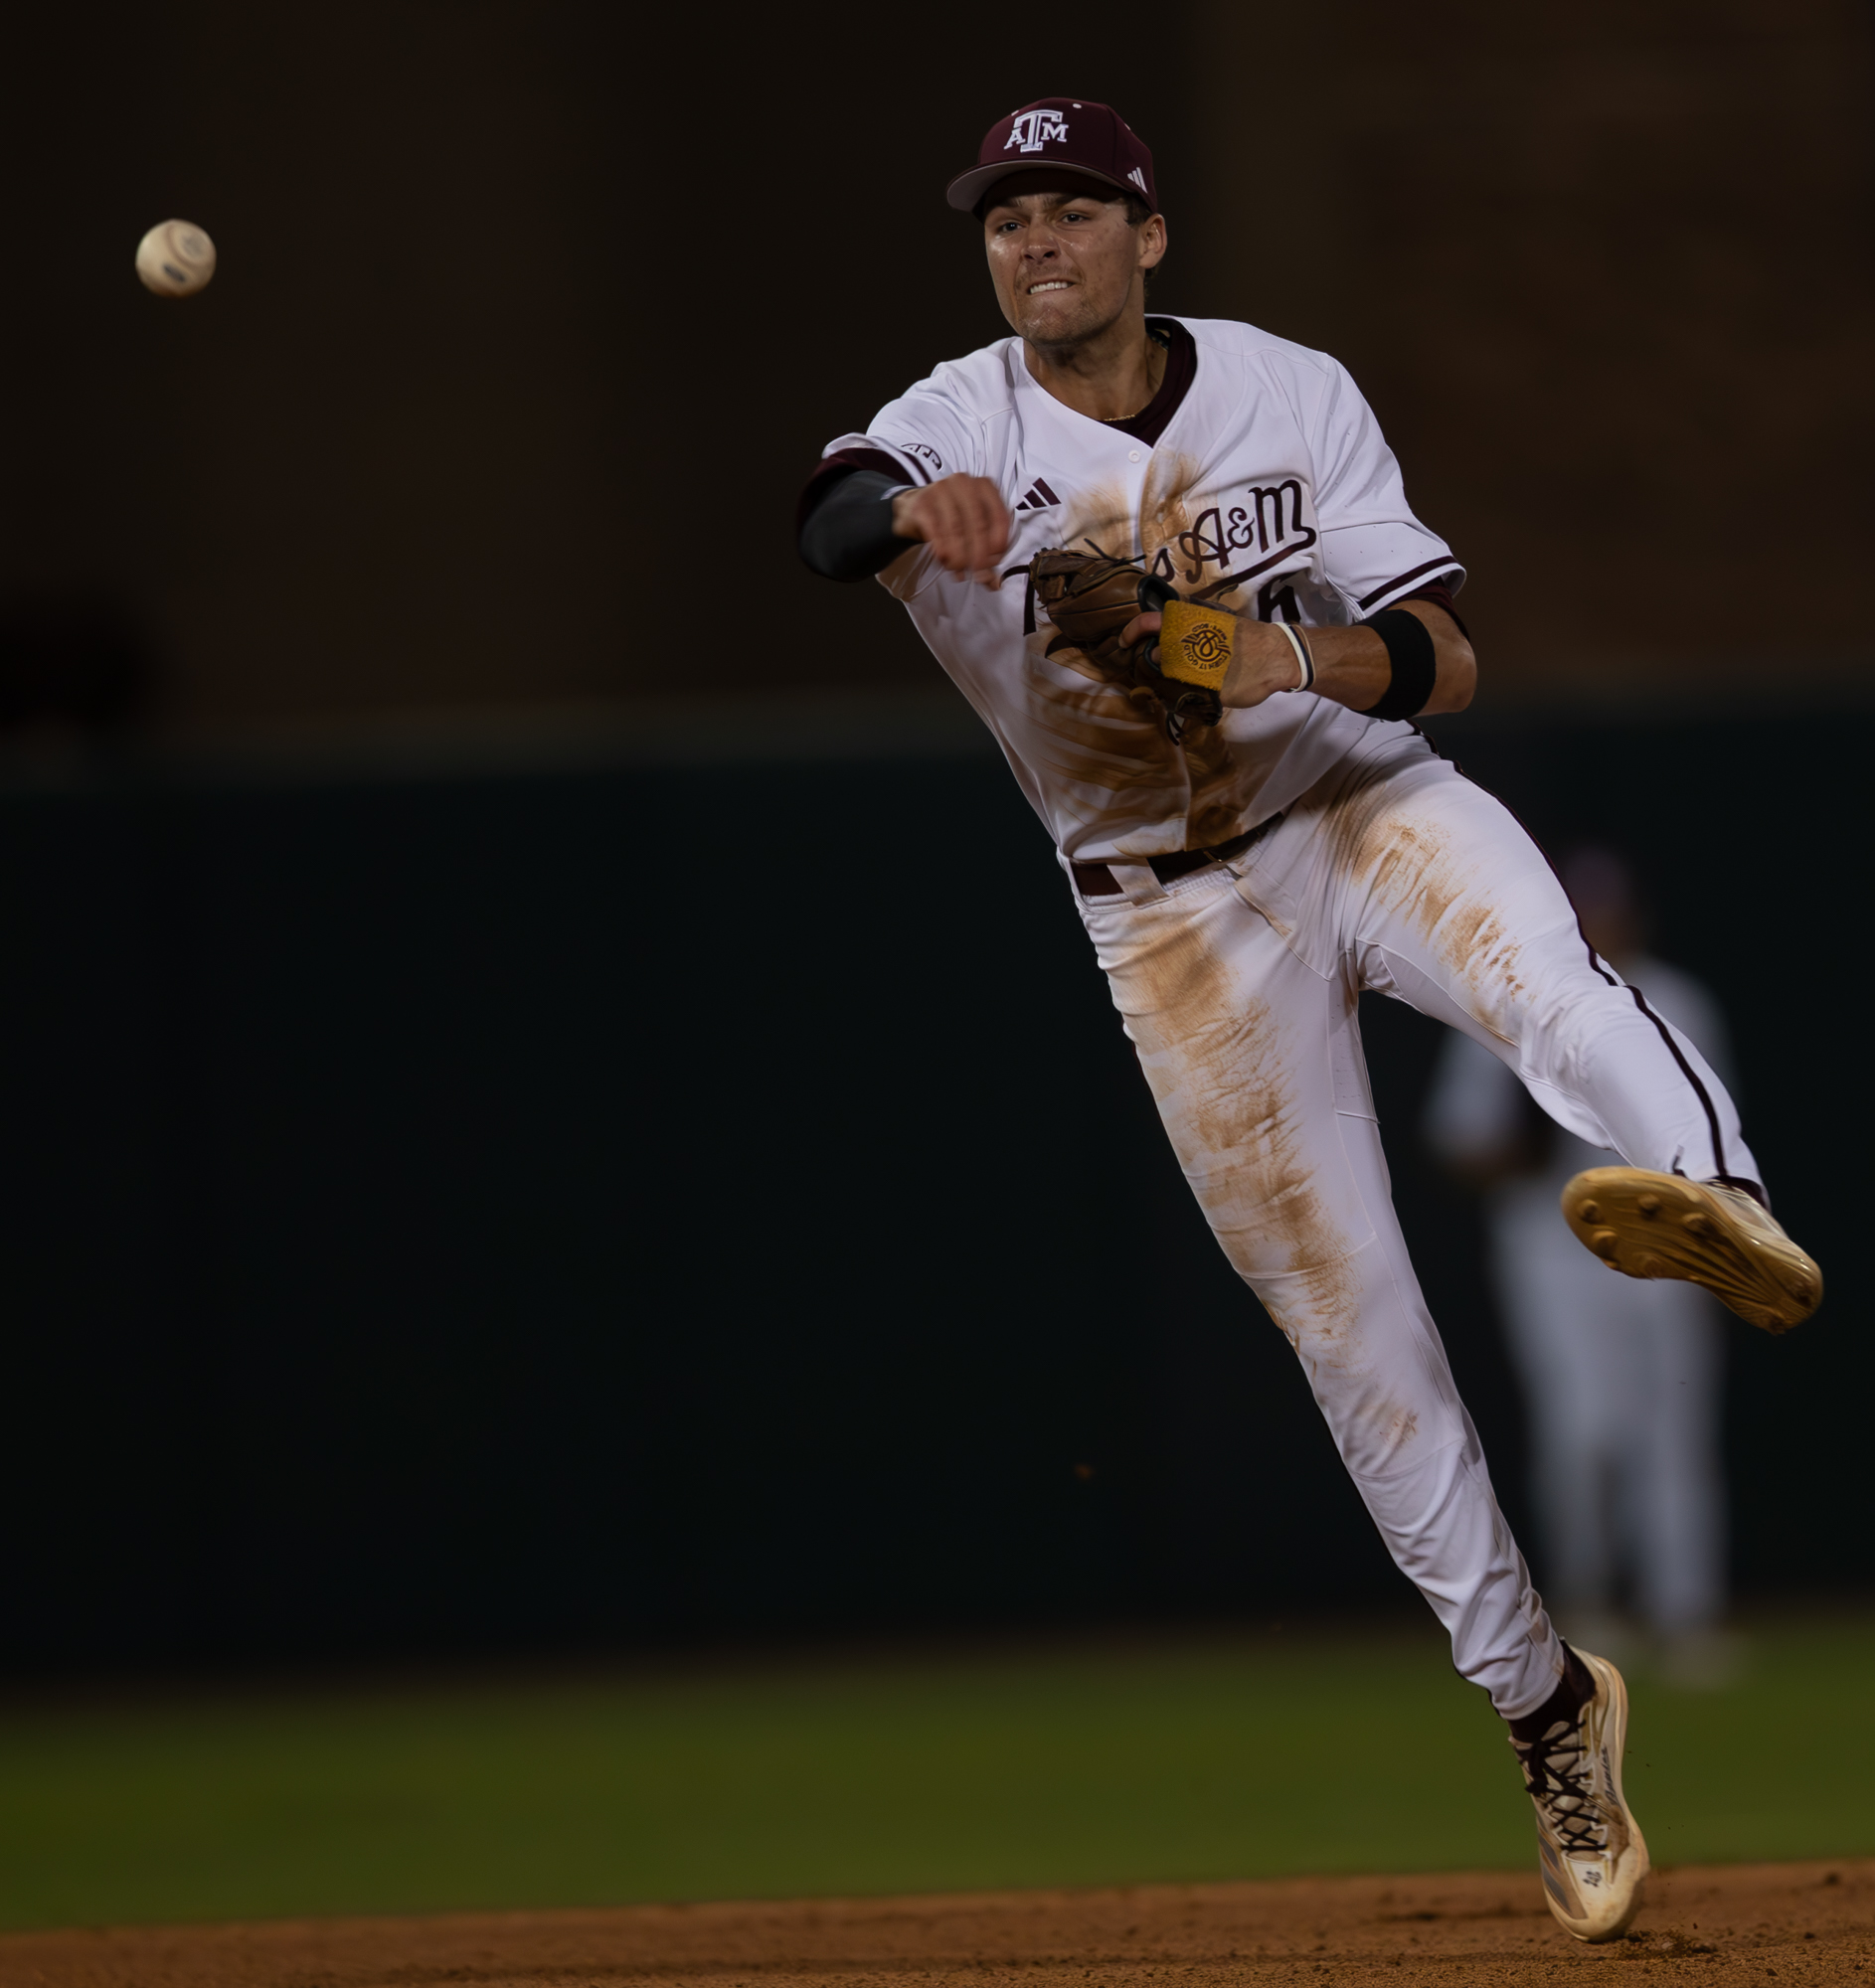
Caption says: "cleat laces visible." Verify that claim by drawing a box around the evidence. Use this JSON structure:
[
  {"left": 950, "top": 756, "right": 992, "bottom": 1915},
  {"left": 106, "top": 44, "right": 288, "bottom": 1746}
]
[{"left": 1512, "top": 1718, "right": 1608, "bottom": 1857}]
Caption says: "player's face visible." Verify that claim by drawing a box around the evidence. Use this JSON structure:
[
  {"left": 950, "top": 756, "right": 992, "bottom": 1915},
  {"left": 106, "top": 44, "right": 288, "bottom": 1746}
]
[{"left": 981, "top": 186, "right": 1165, "bottom": 351}]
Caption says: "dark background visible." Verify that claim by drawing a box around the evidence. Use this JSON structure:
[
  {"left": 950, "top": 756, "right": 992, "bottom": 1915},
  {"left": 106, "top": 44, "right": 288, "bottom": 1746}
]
[
  {"left": 2, "top": 0, "right": 1867, "bottom": 729},
  {"left": 0, "top": 0, "right": 1867, "bottom": 1672},
  {"left": 0, "top": 711, "right": 1862, "bottom": 1672}
]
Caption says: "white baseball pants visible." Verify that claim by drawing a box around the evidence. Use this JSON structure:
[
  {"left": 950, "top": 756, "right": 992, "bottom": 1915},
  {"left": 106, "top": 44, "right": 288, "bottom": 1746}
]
[{"left": 1073, "top": 730, "right": 1757, "bottom": 1719}]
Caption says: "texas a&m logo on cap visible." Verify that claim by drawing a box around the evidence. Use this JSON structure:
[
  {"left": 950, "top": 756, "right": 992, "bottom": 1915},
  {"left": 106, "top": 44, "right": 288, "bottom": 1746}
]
[
  {"left": 945, "top": 97, "right": 1159, "bottom": 215},
  {"left": 1005, "top": 106, "right": 1069, "bottom": 153}
]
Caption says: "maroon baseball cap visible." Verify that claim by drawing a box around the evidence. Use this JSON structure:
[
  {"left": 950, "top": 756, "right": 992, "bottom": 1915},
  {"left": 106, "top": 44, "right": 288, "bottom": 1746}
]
[{"left": 945, "top": 97, "right": 1158, "bottom": 215}]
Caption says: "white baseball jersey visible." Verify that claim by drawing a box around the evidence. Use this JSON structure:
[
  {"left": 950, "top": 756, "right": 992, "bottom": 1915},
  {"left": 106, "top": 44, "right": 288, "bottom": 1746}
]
[{"left": 820, "top": 316, "right": 1462, "bottom": 862}]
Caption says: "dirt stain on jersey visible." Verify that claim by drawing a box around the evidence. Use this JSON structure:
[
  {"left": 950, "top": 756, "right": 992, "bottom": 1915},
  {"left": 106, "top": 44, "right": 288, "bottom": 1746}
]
[
  {"left": 1184, "top": 733, "right": 1260, "bottom": 850},
  {"left": 1139, "top": 453, "right": 1203, "bottom": 569},
  {"left": 1023, "top": 477, "right": 1182, "bottom": 807},
  {"left": 1061, "top": 476, "right": 1137, "bottom": 563},
  {"left": 1031, "top": 458, "right": 1262, "bottom": 851},
  {"left": 1143, "top": 453, "right": 1262, "bottom": 847},
  {"left": 1026, "top": 668, "right": 1179, "bottom": 802}
]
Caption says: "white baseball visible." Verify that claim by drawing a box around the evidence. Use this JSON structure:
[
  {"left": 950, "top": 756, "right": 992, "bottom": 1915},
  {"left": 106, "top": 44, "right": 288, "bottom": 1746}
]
[{"left": 135, "top": 220, "right": 217, "bottom": 298}]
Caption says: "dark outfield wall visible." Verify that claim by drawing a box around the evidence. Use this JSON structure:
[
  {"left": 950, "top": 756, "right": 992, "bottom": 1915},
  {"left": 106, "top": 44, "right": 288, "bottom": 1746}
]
[{"left": 0, "top": 710, "right": 1861, "bottom": 1672}]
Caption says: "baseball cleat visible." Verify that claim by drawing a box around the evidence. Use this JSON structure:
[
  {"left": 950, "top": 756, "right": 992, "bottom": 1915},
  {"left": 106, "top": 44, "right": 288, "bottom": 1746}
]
[
  {"left": 1512, "top": 1648, "right": 1648, "bottom": 1944},
  {"left": 1560, "top": 1167, "right": 1821, "bottom": 1334}
]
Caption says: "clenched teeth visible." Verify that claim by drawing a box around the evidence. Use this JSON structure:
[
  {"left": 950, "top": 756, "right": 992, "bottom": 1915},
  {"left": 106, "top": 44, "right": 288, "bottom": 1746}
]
[{"left": 1029, "top": 280, "right": 1071, "bottom": 293}]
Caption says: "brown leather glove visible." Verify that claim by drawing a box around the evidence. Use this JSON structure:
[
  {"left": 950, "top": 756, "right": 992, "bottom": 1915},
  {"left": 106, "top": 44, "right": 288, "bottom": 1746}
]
[
  {"left": 1023, "top": 548, "right": 1154, "bottom": 673},
  {"left": 1018, "top": 550, "right": 1222, "bottom": 739}
]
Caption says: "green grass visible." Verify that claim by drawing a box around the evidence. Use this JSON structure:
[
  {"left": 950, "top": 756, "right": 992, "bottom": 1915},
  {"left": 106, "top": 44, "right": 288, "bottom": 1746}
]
[{"left": 0, "top": 1613, "right": 1868, "bottom": 1932}]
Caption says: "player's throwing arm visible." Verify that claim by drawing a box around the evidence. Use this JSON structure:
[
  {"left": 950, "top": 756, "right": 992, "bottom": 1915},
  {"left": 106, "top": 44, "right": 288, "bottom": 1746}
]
[{"left": 890, "top": 478, "right": 1013, "bottom": 590}]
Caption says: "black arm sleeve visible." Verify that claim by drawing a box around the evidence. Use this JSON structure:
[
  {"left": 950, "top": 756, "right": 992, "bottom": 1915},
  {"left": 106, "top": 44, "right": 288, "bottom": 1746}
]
[{"left": 799, "top": 470, "right": 918, "bottom": 582}]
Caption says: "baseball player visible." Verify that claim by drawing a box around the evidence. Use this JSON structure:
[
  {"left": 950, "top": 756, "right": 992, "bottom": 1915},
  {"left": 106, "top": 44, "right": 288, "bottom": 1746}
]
[{"left": 797, "top": 97, "right": 1822, "bottom": 1943}]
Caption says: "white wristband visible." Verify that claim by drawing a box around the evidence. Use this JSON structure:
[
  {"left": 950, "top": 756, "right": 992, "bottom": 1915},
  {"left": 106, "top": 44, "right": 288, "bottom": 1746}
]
[{"left": 1274, "top": 620, "right": 1316, "bottom": 692}]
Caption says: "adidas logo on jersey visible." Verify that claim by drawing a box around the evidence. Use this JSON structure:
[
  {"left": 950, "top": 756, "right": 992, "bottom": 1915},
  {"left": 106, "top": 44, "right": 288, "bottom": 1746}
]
[
  {"left": 1005, "top": 108, "right": 1069, "bottom": 153},
  {"left": 1015, "top": 478, "right": 1062, "bottom": 513}
]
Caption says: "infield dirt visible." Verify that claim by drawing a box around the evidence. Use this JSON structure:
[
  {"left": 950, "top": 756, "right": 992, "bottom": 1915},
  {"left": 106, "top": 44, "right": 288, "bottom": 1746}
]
[{"left": 0, "top": 1859, "right": 1868, "bottom": 1987}]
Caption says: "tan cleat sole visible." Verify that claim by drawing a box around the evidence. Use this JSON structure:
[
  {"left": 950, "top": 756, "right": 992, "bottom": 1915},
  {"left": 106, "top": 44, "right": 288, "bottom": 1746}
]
[{"left": 1561, "top": 1167, "right": 1822, "bottom": 1334}]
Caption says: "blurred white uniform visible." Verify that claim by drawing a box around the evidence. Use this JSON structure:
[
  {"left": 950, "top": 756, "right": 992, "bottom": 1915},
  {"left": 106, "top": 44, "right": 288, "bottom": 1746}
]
[{"left": 1424, "top": 959, "right": 1731, "bottom": 1637}]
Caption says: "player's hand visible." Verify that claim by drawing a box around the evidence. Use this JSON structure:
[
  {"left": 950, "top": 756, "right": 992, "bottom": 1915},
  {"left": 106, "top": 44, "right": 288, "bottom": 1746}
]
[
  {"left": 1120, "top": 610, "right": 1160, "bottom": 651},
  {"left": 892, "top": 476, "right": 1011, "bottom": 589},
  {"left": 1119, "top": 608, "right": 1308, "bottom": 710}
]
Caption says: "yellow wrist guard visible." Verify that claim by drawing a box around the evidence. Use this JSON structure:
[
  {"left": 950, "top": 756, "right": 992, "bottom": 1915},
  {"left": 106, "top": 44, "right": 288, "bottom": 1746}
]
[{"left": 1156, "top": 599, "right": 1237, "bottom": 692}]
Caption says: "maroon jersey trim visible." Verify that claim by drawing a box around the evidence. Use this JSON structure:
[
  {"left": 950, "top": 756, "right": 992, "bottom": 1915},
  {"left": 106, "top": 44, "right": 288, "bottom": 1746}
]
[
  {"left": 1357, "top": 558, "right": 1462, "bottom": 612},
  {"left": 1103, "top": 318, "right": 1197, "bottom": 447},
  {"left": 1398, "top": 578, "right": 1469, "bottom": 641}
]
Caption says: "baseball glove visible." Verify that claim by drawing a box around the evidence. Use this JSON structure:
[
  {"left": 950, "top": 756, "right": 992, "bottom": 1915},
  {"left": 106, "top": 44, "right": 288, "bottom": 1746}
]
[
  {"left": 1018, "top": 549, "right": 1224, "bottom": 739},
  {"left": 1023, "top": 547, "right": 1153, "bottom": 672}
]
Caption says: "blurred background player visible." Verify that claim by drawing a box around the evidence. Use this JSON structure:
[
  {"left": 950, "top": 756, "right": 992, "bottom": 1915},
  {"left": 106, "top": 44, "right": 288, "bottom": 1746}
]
[{"left": 1425, "top": 848, "right": 1736, "bottom": 1683}]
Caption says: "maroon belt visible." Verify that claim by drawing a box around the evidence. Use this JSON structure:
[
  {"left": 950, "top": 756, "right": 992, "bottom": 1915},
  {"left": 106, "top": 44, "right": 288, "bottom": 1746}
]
[{"left": 1072, "top": 819, "right": 1276, "bottom": 900}]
